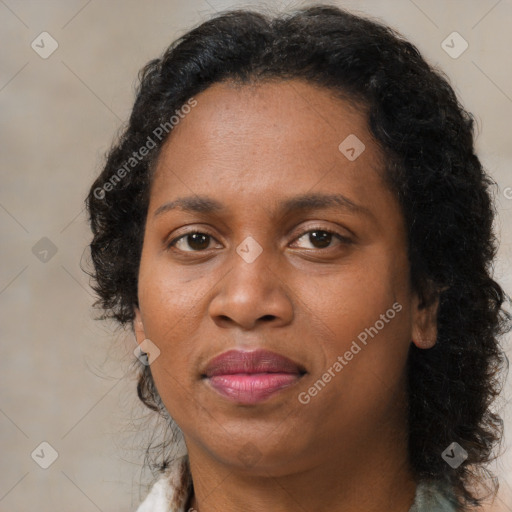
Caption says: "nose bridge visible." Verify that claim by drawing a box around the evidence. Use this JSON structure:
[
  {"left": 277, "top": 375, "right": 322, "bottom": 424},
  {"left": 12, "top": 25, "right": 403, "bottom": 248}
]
[
  {"left": 208, "top": 237, "right": 294, "bottom": 328},
  {"left": 228, "top": 236, "right": 277, "bottom": 302}
]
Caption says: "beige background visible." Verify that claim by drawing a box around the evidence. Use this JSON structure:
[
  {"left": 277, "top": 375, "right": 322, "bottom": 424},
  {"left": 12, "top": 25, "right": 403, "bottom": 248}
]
[{"left": 1, "top": 0, "right": 511, "bottom": 510}]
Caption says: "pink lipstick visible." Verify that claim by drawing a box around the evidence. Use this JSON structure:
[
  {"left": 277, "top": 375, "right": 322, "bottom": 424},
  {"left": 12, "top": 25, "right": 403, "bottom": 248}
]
[{"left": 202, "top": 349, "right": 305, "bottom": 404}]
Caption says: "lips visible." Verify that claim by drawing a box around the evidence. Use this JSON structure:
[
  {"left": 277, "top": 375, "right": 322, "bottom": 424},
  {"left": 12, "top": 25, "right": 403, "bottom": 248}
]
[{"left": 202, "top": 349, "right": 306, "bottom": 404}]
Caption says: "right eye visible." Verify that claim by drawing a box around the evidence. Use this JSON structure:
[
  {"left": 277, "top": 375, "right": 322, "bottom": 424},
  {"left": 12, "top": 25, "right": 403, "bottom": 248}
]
[{"left": 167, "top": 231, "right": 221, "bottom": 252}]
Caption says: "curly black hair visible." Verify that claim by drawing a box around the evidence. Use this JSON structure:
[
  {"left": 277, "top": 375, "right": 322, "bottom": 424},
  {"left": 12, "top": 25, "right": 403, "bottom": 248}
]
[{"left": 85, "top": 5, "right": 511, "bottom": 509}]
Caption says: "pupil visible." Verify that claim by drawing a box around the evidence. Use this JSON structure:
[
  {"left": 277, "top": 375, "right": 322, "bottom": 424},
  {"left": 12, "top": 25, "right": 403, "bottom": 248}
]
[
  {"left": 310, "top": 231, "right": 331, "bottom": 248},
  {"left": 189, "top": 233, "right": 209, "bottom": 250}
]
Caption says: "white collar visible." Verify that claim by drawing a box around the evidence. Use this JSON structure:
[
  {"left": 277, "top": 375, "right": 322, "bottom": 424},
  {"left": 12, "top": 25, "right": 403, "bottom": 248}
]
[{"left": 135, "top": 455, "right": 190, "bottom": 512}]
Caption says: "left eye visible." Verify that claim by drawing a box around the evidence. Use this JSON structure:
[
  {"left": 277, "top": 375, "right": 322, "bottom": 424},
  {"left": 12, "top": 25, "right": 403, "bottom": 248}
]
[{"left": 292, "top": 229, "right": 349, "bottom": 249}]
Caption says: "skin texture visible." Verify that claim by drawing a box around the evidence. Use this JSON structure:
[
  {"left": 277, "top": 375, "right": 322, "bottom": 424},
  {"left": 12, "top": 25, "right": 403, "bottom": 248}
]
[{"left": 133, "top": 79, "right": 439, "bottom": 512}]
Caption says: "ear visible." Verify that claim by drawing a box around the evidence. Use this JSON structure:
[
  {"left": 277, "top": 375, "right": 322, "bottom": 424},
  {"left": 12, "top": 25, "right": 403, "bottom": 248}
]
[
  {"left": 411, "top": 293, "right": 440, "bottom": 349},
  {"left": 133, "top": 307, "right": 147, "bottom": 345}
]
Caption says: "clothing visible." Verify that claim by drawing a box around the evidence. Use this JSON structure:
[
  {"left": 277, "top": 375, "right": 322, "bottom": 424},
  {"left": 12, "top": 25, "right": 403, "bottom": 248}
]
[{"left": 135, "top": 455, "right": 458, "bottom": 512}]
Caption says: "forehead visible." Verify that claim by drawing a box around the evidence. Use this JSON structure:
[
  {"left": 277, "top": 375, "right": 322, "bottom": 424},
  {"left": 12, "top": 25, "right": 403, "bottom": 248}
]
[
  {"left": 151, "top": 79, "right": 388, "bottom": 209},
  {"left": 158, "top": 79, "right": 372, "bottom": 156}
]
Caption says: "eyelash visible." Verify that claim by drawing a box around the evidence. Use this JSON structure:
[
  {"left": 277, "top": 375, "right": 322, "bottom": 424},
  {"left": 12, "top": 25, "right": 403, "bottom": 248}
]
[{"left": 166, "top": 226, "right": 352, "bottom": 252}]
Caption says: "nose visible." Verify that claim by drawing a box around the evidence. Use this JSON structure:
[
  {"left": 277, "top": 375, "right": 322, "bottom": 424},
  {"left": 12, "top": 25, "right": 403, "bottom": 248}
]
[{"left": 208, "top": 248, "right": 294, "bottom": 331}]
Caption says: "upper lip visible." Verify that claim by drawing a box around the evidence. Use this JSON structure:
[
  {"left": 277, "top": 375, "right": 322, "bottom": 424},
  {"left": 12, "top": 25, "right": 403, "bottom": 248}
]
[{"left": 203, "top": 349, "right": 306, "bottom": 378}]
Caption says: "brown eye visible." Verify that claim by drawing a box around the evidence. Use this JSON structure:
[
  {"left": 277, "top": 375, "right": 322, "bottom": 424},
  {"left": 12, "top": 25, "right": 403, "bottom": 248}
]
[
  {"left": 293, "top": 228, "right": 350, "bottom": 250},
  {"left": 307, "top": 230, "right": 332, "bottom": 248},
  {"left": 171, "top": 232, "right": 214, "bottom": 252}
]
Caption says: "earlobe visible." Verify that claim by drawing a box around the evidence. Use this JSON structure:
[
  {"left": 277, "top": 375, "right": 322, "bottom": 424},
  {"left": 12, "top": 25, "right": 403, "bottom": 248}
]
[
  {"left": 133, "top": 307, "right": 147, "bottom": 344},
  {"left": 411, "top": 294, "right": 440, "bottom": 350}
]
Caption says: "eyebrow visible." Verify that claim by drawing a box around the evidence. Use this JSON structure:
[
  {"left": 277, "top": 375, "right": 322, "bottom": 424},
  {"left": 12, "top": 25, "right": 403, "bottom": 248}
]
[{"left": 153, "top": 193, "right": 373, "bottom": 219}]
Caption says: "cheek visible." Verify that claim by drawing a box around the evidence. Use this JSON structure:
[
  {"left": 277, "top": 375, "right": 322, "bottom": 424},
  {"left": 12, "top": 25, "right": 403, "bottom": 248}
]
[
  {"left": 138, "top": 245, "right": 208, "bottom": 338},
  {"left": 300, "top": 250, "right": 412, "bottom": 398},
  {"left": 137, "top": 262, "right": 205, "bottom": 396},
  {"left": 138, "top": 283, "right": 201, "bottom": 427},
  {"left": 305, "top": 250, "right": 411, "bottom": 347}
]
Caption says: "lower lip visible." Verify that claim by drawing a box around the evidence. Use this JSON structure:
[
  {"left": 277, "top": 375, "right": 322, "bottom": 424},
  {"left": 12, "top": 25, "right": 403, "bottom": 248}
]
[{"left": 206, "top": 373, "right": 302, "bottom": 404}]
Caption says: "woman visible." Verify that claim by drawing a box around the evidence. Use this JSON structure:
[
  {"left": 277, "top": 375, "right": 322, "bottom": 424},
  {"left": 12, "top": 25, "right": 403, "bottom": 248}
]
[{"left": 86, "top": 5, "right": 510, "bottom": 511}]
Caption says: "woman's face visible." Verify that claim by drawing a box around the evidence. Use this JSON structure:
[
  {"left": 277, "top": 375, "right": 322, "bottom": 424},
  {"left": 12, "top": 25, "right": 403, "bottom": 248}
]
[{"left": 134, "top": 79, "right": 436, "bottom": 475}]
